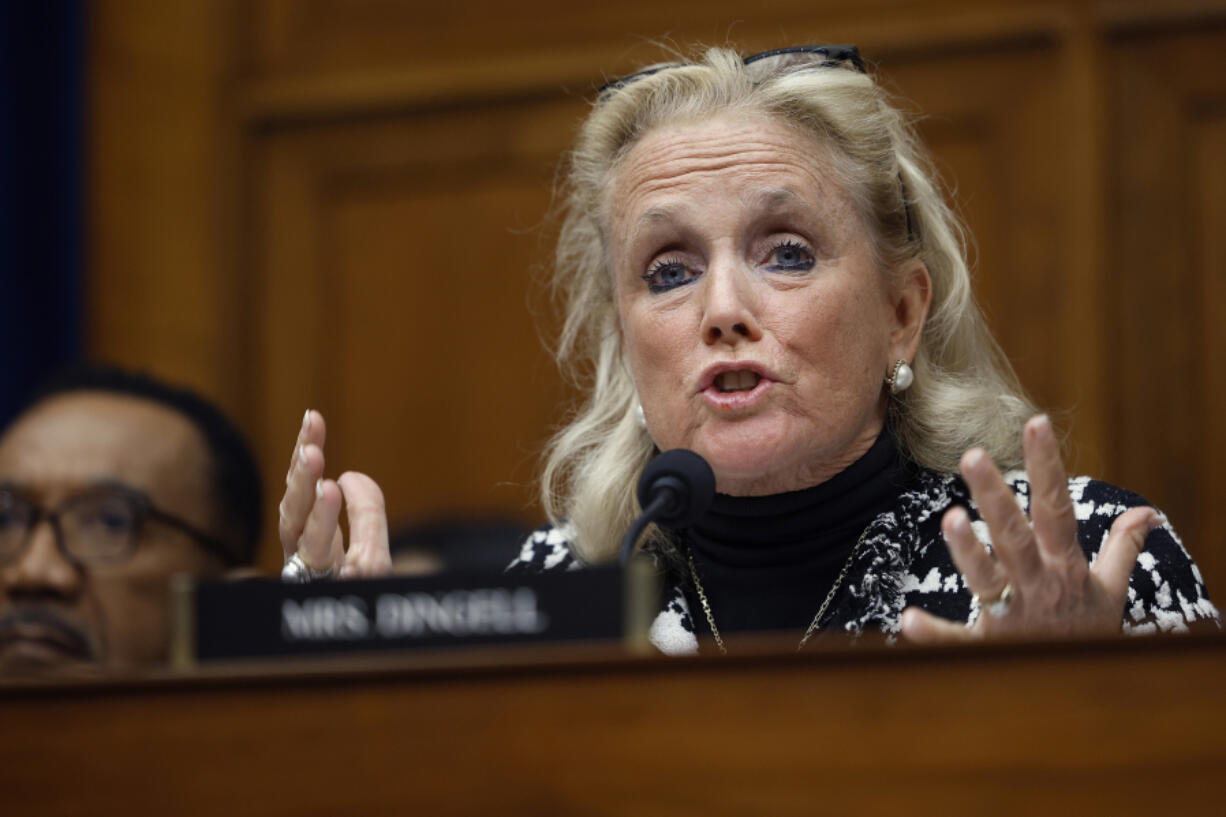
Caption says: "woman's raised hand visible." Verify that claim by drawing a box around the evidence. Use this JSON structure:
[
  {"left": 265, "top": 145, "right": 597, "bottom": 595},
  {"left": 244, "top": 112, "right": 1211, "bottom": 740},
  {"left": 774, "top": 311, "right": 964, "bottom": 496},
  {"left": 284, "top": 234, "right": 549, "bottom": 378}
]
[
  {"left": 900, "top": 414, "right": 1162, "bottom": 643},
  {"left": 278, "top": 410, "right": 392, "bottom": 579}
]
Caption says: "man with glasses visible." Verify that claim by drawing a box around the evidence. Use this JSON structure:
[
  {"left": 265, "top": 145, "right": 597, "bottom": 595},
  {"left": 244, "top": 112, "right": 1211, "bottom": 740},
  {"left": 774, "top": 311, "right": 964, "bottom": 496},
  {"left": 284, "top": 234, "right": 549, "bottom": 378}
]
[{"left": 0, "top": 366, "right": 261, "bottom": 673}]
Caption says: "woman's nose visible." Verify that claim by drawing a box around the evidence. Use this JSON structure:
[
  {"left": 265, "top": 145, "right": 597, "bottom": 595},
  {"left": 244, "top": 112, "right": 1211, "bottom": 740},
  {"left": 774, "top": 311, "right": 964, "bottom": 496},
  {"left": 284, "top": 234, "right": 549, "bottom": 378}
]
[{"left": 700, "top": 261, "right": 763, "bottom": 346}]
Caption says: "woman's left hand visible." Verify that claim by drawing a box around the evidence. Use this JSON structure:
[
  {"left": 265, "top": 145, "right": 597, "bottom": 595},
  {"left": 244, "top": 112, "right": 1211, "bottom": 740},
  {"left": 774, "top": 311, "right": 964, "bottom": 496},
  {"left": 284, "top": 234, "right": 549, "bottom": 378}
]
[{"left": 900, "top": 414, "right": 1164, "bottom": 643}]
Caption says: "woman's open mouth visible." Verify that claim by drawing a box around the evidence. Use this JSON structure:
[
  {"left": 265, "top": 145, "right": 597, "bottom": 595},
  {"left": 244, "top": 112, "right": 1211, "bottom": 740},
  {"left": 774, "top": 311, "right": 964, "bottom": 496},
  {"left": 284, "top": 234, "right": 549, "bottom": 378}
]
[
  {"left": 714, "top": 370, "right": 761, "bottom": 392},
  {"left": 701, "top": 365, "right": 774, "bottom": 410}
]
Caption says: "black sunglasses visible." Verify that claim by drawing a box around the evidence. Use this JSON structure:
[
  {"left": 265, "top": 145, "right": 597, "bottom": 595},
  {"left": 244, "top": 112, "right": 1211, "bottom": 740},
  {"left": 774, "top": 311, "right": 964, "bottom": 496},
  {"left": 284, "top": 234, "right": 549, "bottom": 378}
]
[{"left": 597, "top": 44, "right": 866, "bottom": 100}]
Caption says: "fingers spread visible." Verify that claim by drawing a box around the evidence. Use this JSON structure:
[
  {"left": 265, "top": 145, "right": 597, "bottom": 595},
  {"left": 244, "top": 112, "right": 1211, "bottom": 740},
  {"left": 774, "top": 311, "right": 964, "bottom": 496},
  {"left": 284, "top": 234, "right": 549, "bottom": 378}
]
[
  {"left": 298, "top": 478, "right": 343, "bottom": 570},
  {"left": 1023, "top": 415, "right": 1078, "bottom": 560},
  {"left": 1094, "top": 506, "right": 1159, "bottom": 601},
  {"left": 961, "top": 447, "right": 1042, "bottom": 585},
  {"left": 337, "top": 471, "right": 391, "bottom": 578},
  {"left": 899, "top": 607, "right": 975, "bottom": 645},
  {"left": 942, "top": 506, "right": 1007, "bottom": 599}
]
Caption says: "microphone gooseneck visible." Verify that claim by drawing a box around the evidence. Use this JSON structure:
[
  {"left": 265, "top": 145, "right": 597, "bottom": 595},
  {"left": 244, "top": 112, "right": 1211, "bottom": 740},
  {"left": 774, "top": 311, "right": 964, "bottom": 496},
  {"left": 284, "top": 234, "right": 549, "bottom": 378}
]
[{"left": 619, "top": 449, "right": 716, "bottom": 566}]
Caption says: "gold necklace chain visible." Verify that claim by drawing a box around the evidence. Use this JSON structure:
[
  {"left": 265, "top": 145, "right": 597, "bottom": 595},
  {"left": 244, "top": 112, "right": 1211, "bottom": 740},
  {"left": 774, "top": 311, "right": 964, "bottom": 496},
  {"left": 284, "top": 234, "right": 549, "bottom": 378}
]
[{"left": 685, "top": 527, "right": 869, "bottom": 655}]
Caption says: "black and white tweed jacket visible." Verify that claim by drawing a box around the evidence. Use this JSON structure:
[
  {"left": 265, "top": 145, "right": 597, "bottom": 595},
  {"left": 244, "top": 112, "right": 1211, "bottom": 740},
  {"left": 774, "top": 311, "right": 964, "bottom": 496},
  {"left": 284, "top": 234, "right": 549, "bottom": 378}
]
[{"left": 507, "top": 469, "right": 1218, "bottom": 655}]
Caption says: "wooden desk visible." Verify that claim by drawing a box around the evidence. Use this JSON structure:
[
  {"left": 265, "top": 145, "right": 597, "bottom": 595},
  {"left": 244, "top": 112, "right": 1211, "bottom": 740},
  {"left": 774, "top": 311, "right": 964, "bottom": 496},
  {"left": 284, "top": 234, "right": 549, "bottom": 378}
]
[{"left": 3, "top": 635, "right": 1224, "bottom": 816}]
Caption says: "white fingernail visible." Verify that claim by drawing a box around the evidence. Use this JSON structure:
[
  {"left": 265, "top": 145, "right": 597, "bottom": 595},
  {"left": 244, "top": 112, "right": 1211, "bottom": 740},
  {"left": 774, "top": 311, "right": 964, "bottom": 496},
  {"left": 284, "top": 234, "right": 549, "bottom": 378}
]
[
  {"left": 298, "top": 444, "right": 308, "bottom": 467},
  {"left": 315, "top": 478, "right": 324, "bottom": 499},
  {"left": 303, "top": 409, "right": 312, "bottom": 432}
]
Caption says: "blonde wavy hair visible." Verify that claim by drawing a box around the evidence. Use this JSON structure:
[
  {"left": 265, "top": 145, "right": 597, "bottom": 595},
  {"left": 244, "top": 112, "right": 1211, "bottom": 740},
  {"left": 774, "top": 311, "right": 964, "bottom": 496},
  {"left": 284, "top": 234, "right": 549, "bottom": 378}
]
[{"left": 540, "top": 46, "right": 1036, "bottom": 564}]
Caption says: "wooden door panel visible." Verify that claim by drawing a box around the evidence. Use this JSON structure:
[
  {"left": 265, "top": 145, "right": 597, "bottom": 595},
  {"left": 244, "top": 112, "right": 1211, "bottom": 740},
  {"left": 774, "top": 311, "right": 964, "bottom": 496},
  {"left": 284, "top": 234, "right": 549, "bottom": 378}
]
[
  {"left": 1109, "top": 25, "right": 1226, "bottom": 584},
  {"left": 881, "top": 45, "right": 1089, "bottom": 443},
  {"left": 251, "top": 100, "right": 580, "bottom": 567}
]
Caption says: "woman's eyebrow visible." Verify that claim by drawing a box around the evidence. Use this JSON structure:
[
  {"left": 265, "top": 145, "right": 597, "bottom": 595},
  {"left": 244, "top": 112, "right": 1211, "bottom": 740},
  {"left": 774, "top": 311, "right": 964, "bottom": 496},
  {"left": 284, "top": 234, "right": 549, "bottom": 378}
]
[
  {"left": 748, "top": 185, "right": 849, "bottom": 240},
  {"left": 746, "top": 186, "right": 803, "bottom": 207},
  {"left": 622, "top": 203, "right": 690, "bottom": 249},
  {"left": 632, "top": 188, "right": 805, "bottom": 230},
  {"left": 743, "top": 187, "right": 820, "bottom": 219},
  {"left": 632, "top": 203, "right": 684, "bottom": 230},
  {"left": 620, "top": 187, "right": 822, "bottom": 253}
]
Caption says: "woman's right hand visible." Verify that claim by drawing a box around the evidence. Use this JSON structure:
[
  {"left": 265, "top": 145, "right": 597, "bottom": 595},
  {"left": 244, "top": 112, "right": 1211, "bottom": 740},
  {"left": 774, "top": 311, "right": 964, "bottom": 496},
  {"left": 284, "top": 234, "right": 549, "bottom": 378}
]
[{"left": 278, "top": 410, "right": 392, "bottom": 579}]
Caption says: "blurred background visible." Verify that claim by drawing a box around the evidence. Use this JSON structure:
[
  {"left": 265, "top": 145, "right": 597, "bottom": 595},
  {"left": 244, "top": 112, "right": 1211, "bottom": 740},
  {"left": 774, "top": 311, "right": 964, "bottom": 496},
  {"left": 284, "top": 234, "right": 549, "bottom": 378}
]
[{"left": 3, "top": 0, "right": 1225, "bottom": 589}]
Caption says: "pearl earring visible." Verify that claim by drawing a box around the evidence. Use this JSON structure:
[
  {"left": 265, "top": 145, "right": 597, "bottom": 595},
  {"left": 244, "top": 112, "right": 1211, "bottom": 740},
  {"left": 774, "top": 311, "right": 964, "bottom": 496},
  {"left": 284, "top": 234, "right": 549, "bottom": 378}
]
[
  {"left": 634, "top": 403, "right": 647, "bottom": 429},
  {"left": 887, "top": 359, "right": 914, "bottom": 394}
]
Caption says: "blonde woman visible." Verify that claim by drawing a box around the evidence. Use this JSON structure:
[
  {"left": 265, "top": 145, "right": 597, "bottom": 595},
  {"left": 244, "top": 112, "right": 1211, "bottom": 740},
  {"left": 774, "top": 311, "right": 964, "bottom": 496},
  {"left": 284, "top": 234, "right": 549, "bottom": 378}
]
[{"left": 278, "top": 46, "right": 1216, "bottom": 654}]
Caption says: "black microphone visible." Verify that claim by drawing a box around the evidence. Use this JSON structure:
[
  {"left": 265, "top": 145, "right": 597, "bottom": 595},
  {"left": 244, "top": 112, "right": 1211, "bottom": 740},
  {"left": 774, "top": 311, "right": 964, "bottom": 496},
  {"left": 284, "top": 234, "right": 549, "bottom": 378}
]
[{"left": 619, "top": 449, "right": 716, "bottom": 566}]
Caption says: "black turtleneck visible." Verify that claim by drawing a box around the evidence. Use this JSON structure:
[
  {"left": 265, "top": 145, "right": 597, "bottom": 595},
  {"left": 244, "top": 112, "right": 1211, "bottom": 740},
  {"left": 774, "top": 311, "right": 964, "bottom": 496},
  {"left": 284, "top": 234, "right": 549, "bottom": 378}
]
[{"left": 681, "top": 430, "right": 908, "bottom": 638}]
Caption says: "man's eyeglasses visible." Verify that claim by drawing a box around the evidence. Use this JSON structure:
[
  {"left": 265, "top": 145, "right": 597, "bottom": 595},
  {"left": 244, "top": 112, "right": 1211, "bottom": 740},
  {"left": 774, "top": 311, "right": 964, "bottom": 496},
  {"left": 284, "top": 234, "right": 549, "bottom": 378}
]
[
  {"left": 0, "top": 484, "right": 236, "bottom": 569},
  {"left": 597, "top": 45, "right": 866, "bottom": 101}
]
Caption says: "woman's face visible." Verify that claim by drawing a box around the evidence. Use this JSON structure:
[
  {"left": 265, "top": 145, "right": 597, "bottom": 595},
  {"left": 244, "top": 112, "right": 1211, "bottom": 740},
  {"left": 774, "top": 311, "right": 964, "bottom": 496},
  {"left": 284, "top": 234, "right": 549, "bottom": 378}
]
[{"left": 609, "top": 111, "right": 928, "bottom": 495}]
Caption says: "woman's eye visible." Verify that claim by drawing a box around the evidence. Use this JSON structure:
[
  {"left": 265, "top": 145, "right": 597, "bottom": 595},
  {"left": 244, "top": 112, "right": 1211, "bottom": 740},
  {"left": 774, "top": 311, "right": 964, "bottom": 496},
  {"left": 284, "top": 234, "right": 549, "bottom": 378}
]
[
  {"left": 642, "top": 259, "right": 700, "bottom": 293},
  {"left": 764, "top": 241, "right": 815, "bottom": 272}
]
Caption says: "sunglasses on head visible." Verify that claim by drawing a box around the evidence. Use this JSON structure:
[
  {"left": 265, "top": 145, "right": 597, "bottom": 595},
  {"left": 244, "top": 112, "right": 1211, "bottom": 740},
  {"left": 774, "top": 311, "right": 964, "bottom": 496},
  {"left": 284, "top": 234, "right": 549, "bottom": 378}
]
[{"left": 597, "top": 44, "right": 866, "bottom": 101}]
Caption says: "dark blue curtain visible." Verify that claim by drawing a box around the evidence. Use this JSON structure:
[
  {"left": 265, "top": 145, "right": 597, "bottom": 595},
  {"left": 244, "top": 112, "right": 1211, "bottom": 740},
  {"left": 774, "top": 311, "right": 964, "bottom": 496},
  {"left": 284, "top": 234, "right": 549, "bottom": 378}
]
[{"left": 0, "top": 0, "right": 85, "bottom": 427}]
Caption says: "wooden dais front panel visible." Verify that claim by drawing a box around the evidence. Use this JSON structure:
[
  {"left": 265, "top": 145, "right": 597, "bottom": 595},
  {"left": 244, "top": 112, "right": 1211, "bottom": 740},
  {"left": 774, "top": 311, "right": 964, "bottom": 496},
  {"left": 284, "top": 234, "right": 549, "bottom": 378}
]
[{"left": 3, "top": 635, "right": 1225, "bottom": 815}]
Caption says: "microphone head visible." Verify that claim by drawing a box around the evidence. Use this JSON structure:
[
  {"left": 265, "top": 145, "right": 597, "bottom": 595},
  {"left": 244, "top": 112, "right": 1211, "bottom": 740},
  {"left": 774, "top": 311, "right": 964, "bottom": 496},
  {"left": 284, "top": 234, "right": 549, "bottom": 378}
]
[{"left": 636, "top": 449, "right": 716, "bottom": 529}]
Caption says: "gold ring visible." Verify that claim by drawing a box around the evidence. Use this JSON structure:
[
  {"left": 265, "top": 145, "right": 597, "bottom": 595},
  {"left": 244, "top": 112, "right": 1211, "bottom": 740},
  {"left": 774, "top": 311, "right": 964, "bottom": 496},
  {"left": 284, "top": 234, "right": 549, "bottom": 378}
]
[{"left": 972, "top": 581, "right": 1014, "bottom": 618}]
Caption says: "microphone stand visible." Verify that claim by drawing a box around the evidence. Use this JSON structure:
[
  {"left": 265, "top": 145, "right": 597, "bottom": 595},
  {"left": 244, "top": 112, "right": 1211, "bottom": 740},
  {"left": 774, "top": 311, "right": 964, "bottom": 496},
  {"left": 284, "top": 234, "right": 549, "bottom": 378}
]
[
  {"left": 619, "top": 450, "right": 715, "bottom": 652},
  {"left": 620, "top": 490, "right": 677, "bottom": 568}
]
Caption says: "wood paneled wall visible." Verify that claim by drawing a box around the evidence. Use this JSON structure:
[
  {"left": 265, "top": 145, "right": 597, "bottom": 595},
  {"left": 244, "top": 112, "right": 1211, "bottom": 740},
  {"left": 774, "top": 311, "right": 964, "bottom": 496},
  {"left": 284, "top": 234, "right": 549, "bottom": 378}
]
[{"left": 89, "top": 1, "right": 1226, "bottom": 586}]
